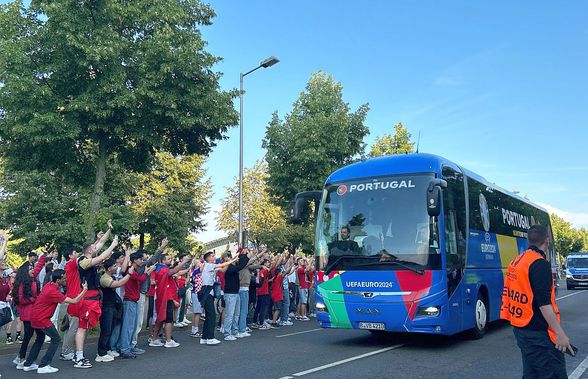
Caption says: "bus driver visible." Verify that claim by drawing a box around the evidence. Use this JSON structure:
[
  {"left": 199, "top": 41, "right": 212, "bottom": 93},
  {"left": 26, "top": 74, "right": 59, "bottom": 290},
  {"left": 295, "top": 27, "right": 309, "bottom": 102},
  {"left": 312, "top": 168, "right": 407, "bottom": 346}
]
[{"left": 328, "top": 226, "right": 360, "bottom": 255}]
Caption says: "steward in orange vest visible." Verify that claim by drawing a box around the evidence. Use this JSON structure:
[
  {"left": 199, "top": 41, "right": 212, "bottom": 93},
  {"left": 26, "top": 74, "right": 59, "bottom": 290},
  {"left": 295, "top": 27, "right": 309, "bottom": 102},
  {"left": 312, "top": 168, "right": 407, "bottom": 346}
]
[{"left": 501, "top": 225, "right": 572, "bottom": 379}]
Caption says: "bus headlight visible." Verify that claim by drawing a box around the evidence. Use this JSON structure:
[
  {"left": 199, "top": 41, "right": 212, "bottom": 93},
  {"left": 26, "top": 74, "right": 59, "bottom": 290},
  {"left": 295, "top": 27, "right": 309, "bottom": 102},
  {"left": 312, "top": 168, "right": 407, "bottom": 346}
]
[
  {"left": 316, "top": 302, "right": 328, "bottom": 313},
  {"left": 566, "top": 271, "right": 573, "bottom": 279},
  {"left": 416, "top": 306, "right": 440, "bottom": 318}
]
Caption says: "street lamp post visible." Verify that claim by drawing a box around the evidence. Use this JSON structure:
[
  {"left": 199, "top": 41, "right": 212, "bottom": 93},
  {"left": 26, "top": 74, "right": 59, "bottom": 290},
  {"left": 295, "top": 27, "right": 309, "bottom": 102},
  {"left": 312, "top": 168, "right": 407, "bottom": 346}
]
[{"left": 239, "top": 56, "right": 279, "bottom": 247}]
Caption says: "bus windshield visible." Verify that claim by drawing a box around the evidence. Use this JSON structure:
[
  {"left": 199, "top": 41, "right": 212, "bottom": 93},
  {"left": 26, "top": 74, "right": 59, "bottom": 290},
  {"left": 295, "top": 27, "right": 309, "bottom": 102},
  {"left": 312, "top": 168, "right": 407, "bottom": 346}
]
[
  {"left": 316, "top": 174, "right": 441, "bottom": 272},
  {"left": 568, "top": 257, "right": 588, "bottom": 268}
]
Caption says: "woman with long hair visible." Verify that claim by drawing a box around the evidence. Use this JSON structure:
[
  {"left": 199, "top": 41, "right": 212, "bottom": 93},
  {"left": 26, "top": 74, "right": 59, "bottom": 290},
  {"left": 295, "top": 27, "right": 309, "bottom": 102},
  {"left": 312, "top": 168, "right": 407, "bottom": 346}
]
[{"left": 11, "top": 253, "right": 46, "bottom": 369}]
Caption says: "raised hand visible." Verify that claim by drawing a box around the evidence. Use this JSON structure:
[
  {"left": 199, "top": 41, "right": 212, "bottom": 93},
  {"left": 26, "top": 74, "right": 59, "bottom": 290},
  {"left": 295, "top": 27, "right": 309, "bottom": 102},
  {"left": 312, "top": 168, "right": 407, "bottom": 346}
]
[
  {"left": 111, "top": 235, "right": 119, "bottom": 247},
  {"left": 107, "top": 219, "right": 113, "bottom": 230}
]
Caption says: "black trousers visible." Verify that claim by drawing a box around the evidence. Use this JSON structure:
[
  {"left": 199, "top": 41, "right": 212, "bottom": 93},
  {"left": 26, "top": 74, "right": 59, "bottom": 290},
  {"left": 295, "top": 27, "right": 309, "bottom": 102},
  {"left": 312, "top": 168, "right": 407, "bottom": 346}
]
[
  {"left": 18, "top": 321, "right": 34, "bottom": 359},
  {"left": 25, "top": 325, "right": 61, "bottom": 368},
  {"left": 98, "top": 305, "right": 117, "bottom": 356},
  {"left": 513, "top": 327, "right": 567, "bottom": 379},
  {"left": 201, "top": 294, "right": 215, "bottom": 339}
]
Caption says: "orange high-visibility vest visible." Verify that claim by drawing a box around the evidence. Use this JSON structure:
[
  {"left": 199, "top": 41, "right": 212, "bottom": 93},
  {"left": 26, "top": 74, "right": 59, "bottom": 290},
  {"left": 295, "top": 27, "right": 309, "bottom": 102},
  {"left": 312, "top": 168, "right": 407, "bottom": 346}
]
[{"left": 500, "top": 249, "right": 560, "bottom": 344}]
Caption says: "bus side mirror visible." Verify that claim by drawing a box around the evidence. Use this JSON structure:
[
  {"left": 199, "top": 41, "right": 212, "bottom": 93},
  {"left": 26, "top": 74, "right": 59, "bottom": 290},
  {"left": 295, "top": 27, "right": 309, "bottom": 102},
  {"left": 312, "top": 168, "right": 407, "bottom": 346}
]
[
  {"left": 427, "top": 179, "right": 447, "bottom": 217},
  {"left": 291, "top": 191, "right": 322, "bottom": 224}
]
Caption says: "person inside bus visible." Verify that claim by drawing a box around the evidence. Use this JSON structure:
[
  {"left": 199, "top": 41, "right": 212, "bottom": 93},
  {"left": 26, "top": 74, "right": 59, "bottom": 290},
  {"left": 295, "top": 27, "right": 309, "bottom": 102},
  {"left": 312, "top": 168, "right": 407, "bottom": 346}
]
[{"left": 328, "top": 226, "right": 360, "bottom": 255}]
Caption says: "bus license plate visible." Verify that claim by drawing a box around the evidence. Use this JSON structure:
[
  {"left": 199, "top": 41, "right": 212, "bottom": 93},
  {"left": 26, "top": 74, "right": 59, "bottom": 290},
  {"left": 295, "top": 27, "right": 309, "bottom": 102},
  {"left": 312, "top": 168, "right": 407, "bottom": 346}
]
[{"left": 359, "top": 322, "right": 385, "bottom": 330}]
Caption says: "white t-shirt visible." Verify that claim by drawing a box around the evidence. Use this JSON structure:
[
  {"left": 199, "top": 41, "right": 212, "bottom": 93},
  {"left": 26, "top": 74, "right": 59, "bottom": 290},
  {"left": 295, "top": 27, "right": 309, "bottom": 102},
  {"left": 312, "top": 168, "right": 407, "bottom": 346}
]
[
  {"left": 288, "top": 272, "right": 297, "bottom": 285},
  {"left": 201, "top": 263, "right": 216, "bottom": 286}
]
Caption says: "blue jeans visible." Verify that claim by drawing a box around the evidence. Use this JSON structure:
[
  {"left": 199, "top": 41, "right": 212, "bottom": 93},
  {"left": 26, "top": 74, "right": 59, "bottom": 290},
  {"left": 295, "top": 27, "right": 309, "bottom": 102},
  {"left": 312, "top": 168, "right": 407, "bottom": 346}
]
[
  {"left": 120, "top": 300, "right": 138, "bottom": 354},
  {"left": 109, "top": 315, "right": 122, "bottom": 352},
  {"left": 281, "top": 288, "right": 290, "bottom": 322},
  {"left": 238, "top": 289, "right": 249, "bottom": 333},
  {"left": 222, "top": 293, "right": 240, "bottom": 336}
]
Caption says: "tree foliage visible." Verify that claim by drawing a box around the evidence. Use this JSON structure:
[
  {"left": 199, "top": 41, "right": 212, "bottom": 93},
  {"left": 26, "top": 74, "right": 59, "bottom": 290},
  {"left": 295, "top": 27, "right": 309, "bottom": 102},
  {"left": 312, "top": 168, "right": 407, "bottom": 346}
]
[
  {"left": 131, "top": 151, "right": 211, "bottom": 252},
  {"left": 0, "top": 0, "right": 237, "bottom": 241},
  {"left": 216, "top": 160, "right": 286, "bottom": 242},
  {"left": 550, "top": 213, "right": 587, "bottom": 257},
  {"left": 263, "top": 72, "right": 369, "bottom": 205},
  {"left": 369, "top": 122, "right": 415, "bottom": 157}
]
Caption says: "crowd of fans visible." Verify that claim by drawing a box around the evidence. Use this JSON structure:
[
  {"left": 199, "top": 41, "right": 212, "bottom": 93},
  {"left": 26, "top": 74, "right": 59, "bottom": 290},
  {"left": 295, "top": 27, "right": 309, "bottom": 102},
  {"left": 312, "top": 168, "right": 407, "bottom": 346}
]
[{"left": 0, "top": 224, "right": 317, "bottom": 374}]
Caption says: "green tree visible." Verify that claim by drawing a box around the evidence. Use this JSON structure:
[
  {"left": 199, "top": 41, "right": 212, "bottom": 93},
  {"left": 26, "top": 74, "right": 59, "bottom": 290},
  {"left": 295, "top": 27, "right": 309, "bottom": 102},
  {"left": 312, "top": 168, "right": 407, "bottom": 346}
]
[
  {"left": 130, "top": 151, "right": 211, "bottom": 252},
  {"left": 550, "top": 213, "right": 584, "bottom": 257},
  {"left": 263, "top": 72, "right": 369, "bottom": 205},
  {"left": 216, "top": 160, "right": 286, "bottom": 242},
  {"left": 369, "top": 122, "right": 415, "bottom": 157},
  {"left": 0, "top": 0, "right": 238, "bottom": 241}
]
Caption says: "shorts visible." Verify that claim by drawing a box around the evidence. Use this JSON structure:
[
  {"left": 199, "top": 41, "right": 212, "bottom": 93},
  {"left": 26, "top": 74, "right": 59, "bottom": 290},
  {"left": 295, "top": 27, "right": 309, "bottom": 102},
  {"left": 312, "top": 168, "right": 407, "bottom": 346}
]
[
  {"left": 191, "top": 292, "right": 202, "bottom": 314},
  {"left": 272, "top": 300, "right": 283, "bottom": 312},
  {"left": 78, "top": 298, "right": 101, "bottom": 330},
  {"left": 299, "top": 288, "right": 309, "bottom": 304},
  {"left": 165, "top": 300, "right": 174, "bottom": 323}
]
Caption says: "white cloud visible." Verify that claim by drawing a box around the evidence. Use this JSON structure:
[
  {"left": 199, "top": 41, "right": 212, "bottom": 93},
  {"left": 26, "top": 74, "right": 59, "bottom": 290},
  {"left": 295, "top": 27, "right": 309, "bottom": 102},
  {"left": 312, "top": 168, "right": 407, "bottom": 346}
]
[{"left": 537, "top": 202, "right": 588, "bottom": 229}]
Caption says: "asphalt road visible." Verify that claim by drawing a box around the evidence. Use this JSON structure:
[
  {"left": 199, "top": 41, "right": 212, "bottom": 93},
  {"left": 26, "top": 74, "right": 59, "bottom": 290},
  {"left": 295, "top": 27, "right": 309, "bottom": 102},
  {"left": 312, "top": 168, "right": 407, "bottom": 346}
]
[{"left": 2, "top": 285, "right": 588, "bottom": 379}]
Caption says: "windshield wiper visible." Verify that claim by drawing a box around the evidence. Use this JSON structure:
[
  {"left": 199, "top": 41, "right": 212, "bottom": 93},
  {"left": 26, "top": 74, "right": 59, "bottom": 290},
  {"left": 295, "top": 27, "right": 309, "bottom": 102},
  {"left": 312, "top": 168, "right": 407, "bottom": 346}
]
[
  {"left": 352, "top": 259, "right": 425, "bottom": 275},
  {"left": 323, "top": 255, "right": 377, "bottom": 274}
]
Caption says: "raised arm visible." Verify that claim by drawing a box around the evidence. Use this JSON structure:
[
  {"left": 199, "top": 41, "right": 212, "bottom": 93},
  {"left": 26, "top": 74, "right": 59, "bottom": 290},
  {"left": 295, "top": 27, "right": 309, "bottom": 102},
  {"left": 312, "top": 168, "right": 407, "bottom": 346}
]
[
  {"left": 93, "top": 219, "right": 113, "bottom": 252},
  {"left": 32, "top": 254, "right": 47, "bottom": 278},
  {"left": 65, "top": 282, "right": 88, "bottom": 304},
  {"left": 89, "top": 235, "right": 119, "bottom": 267},
  {"left": 120, "top": 247, "right": 132, "bottom": 274},
  {"left": 0, "top": 230, "right": 8, "bottom": 261},
  {"left": 169, "top": 256, "right": 192, "bottom": 276},
  {"left": 215, "top": 256, "right": 239, "bottom": 270}
]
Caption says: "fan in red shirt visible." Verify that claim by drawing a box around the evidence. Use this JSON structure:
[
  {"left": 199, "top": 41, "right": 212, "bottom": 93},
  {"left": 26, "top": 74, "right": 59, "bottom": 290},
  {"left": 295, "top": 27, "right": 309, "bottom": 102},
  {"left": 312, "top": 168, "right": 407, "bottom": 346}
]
[
  {"left": 253, "top": 260, "right": 271, "bottom": 329},
  {"left": 149, "top": 252, "right": 190, "bottom": 348},
  {"left": 270, "top": 268, "right": 284, "bottom": 327},
  {"left": 296, "top": 257, "right": 311, "bottom": 321},
  {"left": 22, "top": 269, "right": 87, "bottom": 374}
]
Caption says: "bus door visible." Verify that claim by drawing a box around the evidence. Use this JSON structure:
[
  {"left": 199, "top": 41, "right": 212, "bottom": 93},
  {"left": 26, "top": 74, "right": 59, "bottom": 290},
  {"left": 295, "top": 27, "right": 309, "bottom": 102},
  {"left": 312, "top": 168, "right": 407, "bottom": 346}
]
[{"left": 442, "top": 166, "right": 468, "bottom": 333}]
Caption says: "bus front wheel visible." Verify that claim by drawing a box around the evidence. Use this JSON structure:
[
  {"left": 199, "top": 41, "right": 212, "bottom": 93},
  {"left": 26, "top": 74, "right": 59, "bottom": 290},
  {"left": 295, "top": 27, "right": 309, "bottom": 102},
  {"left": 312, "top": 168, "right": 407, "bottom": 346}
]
[{"left": 469, "top": 292, "right": 488, "bottom": 339}]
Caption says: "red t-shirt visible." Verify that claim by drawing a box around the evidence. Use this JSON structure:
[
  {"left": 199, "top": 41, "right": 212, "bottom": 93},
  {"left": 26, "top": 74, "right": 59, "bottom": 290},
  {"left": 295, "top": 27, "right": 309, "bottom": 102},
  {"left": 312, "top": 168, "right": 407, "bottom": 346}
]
[
  {"left": 177, "top": 276, "right": 186, "bottom": 289},
  {"left": 271, "top": 272, "right": 284, "bottom": 302},
  {"left": 307, "top": 269, "right": 315, "bottom": 286},
  {"left": 65, "top": 259, "right": 81, "bottom": 298},
  {"left": 297, "top": 267, "right": 311, "bottom": 289},
  {"left": 124, "top": 271, "right": 147, "bottom": 302},
  {"left": 31, "top": 282, "right": 66, "bottom": 329},
  {"left": 218, "top": 271, "right": 225, "bottom": 291},
  {"left": 256, "top": 269, "right": 270, "bottom": 295},
  {"left": 147, "top": 273, "right": 156, "bottom": 297}
]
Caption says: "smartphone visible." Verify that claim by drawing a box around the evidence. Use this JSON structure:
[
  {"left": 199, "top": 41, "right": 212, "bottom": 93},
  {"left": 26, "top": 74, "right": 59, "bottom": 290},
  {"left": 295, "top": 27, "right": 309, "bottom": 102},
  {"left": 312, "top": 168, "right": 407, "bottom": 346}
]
[{"left": 566, "top": 344, "right": 579, "bottom": 357}]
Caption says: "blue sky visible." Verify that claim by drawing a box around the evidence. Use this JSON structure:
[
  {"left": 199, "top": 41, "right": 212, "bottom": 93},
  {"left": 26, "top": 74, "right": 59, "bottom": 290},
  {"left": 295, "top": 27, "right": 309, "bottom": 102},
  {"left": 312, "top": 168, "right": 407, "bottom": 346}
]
[
  {"left": 198, "top": 1, "right": 588, "bottom": 242},
  {"left": 3, "top": 1, "right": 587, "bottom": 241}
]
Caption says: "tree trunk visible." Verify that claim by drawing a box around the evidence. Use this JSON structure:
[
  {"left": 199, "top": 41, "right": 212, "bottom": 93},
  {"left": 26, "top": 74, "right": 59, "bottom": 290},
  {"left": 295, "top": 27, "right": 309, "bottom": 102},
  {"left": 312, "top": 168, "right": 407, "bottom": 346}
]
[
  {"left": 85, "top": 133, "right": 108, "bottom": 242},
  {"left": 139, "top": 233, "right": 145, "bottom": 249}
]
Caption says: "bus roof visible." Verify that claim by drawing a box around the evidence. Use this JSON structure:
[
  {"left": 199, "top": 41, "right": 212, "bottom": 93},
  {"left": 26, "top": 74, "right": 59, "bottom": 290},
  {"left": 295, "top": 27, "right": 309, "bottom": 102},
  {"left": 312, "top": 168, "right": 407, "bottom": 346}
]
[
  {"left": 325, "top": 153, "right": 547, "bottom": 212},
  {"left": 568, "top": 253, "right": 588, "bottom": 258}
]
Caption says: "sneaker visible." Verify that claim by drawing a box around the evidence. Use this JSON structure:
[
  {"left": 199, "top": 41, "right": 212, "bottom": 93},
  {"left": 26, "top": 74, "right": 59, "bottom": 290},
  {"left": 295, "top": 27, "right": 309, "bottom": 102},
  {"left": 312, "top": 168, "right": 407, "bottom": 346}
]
[
  {"left": 37, "top": 365, "right": 59, "bottom": 374},
  {"left": 130, "top": 347, "right": 145, "bottom": 355},
  {"left": 263, "top": 321, "right": 271, "bottom": 328},
  {"left": 147, "top": 337, "right": 152, "bottom": 344},
  {"left": 164, "top": 340, "right": 180, "bottom": 348},
  {"left": 249, "top": 323, "right": 259, "bottom": 329},
  {"left": 280, "top": 320, "right": 294, "bottom": 326},
  {"left": 300, "top": 316, "right": 310, "bottom": 321},
  {"left": 245, "top": 327, "right": 252, "bottom": 333},
  {"left": 107, "top": 350, "right": 120, "bottom": 358},
  {"left": 149, "top": 339, "right": 164, "bottom": 347},
  {"left": 235, "top": 332, "right": 251, "bottom": 338},
  {"left": 60, "top": 353, "right": 74, "bottom": 361},
  {"left": 206, "top": 338, "right": 221, "bottom": 345},
  {"left": 73, "top": 357, "right": 92, "bottom": 369},
  {"left": 190, "top": 332, "right": 202, "bottom": 338},
  {"left": 13, "top": 356, "right": 22, "bottom": 365},
  {"left": 17, "top": 361, "right": 25, "bottom": 370},
  {"left": 182, "top": 318, "right": 191, "bottom": 324},
  {"left": 200, "top": 338, "right": 208, "bottom": 345},
  {"left": 23, "top": 363, "right": 39, "bottom": 371},
  {"left": 95, "top": 354, "right": 114, "bottom": 363},
  {"left": 295, "top": 315, "right": 302, "bottom": 320},
  {"left": 6, "top": 336, "right": 13, "bottom": 344},
  {"left": 16, "top": 335, "right": 23, "bottom": 343},
  {"left": 173, "top": 322, "right": 183, "bottom": 328},
  {"left": 120, "top": 352, "right": 136, "bottom": 359},
  {"left": 258, "top": 324, "right": 271, "bottom": 330},
  {"left": 44, "top": 336, "right": 51, "bottom": 343},
  {"left": 181, "top": 321, "right": 190, "bottom": 327},
  {"left": 224, "top": 335, "right": 237, "bottom": 341},
  {"left": 289, "top": 312, "right": 295, "bottom": 317},
  {"left": 309, "top": 313, "right": 316, "bottom": 318}
]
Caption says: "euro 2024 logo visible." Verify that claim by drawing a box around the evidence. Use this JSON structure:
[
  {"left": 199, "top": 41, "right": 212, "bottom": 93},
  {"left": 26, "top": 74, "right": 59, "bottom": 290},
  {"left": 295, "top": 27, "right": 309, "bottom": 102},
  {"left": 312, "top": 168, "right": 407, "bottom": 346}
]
[{"left": 337, "top": 185, "right": 348, "bottom": 196}]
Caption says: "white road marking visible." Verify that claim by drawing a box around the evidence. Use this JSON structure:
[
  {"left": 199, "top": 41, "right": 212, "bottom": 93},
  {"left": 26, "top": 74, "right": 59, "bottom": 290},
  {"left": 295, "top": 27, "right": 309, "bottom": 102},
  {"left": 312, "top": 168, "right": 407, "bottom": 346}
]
[
  {"left": 284, "top": 344, "right": 404, "bottom": 377},
  {"left": 276, "top": 328, "right": 323, "bottom": 338},
  {"left": 557, "top": 290, "right": 587, "bottom": 301},
  {"left": 569, "top": 354, "right": 588, "bottom": 379}
]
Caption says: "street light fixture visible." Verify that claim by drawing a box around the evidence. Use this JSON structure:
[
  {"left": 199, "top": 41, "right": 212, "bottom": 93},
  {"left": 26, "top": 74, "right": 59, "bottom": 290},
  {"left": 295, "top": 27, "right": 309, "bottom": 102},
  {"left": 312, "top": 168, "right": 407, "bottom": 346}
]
[{"left": 238, "top": 56, "right": 279, "bottom": 247}]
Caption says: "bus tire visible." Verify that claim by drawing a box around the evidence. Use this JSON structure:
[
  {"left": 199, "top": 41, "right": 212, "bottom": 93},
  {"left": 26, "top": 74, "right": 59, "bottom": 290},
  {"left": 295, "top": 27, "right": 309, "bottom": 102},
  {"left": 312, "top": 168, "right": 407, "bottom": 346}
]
[{"left": 469, "top": 292, "right": 488, "bottom": 340}]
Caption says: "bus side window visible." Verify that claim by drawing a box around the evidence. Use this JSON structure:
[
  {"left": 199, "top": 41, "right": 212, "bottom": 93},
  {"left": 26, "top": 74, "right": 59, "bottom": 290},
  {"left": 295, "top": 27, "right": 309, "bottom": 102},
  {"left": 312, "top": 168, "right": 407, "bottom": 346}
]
[{"left": 442, "top": 167, "right": 467, "bottom": 297}]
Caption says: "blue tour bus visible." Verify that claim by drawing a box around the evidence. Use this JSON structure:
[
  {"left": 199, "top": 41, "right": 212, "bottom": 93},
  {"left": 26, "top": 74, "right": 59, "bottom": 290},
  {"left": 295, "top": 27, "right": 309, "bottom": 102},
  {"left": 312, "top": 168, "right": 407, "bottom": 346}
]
[{"left": 292, "top": 153, "right": 555, "bottom": 338}]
